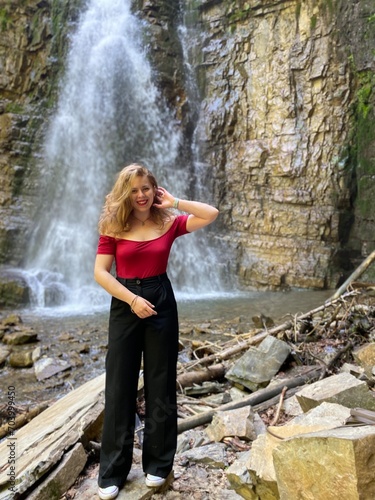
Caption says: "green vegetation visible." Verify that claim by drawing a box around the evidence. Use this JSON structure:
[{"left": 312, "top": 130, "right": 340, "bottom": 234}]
[
  {"left": 310, "top": 15, "right": 317, "bottom": 30},
  {"left": 349, "top": 70, "right": 375, "bottom": 220},
  {"left": 0, "top": 7, "right": 11, "bottom": 31},
  {"left": 226, "top": 0, "right": 252, "bottom": 31},
  {"left": 5, "top": 102, "right": 24, "bottom": 114},
  {"left": 357, "top": 72, "right": 374, "bottom": 120}
]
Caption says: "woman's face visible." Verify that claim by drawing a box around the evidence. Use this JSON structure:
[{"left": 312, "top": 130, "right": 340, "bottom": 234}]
[{"left": 129, "top": 175, "right": 155, "bottom": 212}]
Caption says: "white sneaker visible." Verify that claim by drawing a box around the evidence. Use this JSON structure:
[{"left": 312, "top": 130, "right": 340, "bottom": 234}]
[
  {"left": 98, "top": 485, "right": 119, "bottom": 499},
  {"left": 145, "top": 473, "right": 166, "bottom": 487}
]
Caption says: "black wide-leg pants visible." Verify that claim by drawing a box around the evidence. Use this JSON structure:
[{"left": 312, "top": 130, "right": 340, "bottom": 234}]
[{"left": 98, "top": 273, "right": 179, "bottom": 488}]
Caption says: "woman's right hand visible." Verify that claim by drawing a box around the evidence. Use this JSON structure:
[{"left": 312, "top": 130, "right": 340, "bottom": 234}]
[{"left": 131, "top": 295, "right": 157, "bottom": 318}]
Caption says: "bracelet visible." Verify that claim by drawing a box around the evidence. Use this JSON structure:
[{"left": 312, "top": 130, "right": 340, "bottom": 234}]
[
  {"left": 173, "top": 198, "right": 179, "bottom": 209},
  {"left": 130, "top": 295, "right": 138, "bottom": 313}
]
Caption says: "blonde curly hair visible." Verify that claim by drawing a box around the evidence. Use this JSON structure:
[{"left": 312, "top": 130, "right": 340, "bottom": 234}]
[{"left": 98, "top": 163, "right": 172, "bottom": 236}]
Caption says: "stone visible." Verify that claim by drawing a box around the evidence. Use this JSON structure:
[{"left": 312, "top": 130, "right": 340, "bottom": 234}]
[
  {"left": 176, "top": 429, "right": 211, "bottom": 454},
  {"left": 206, "top": 406, "right": 260, "bottom": 442},
  {"left": 2, "top": 314, "right": 22, "bottom": 326},
  {"left": 2, "top": 330, "right": 38, "bottom": 345},
  {"left": 273, "top": 426, "right": 375, "bottom": 500},
  {"left": 295, "top": 372, "right": 375, "bottom": 412},
  {"left": 178, "top": 442, "right": 228, "bottom": 469},
  {"left": 26, "top": 442, "right": 87, "bottom": 500},
  {"left": 247, "top": 403, "right": 352, "bottom": 495},
  {"left": 9, "top": 349, "right": 34, "bottom": 368},
  {"left": 0, "top": 373, "right": 105, "bottom": 497},
  {"left": 229, "top": 386, "right": 249, "bottom": 401},
  {"left": 226, "top": 450, "right": 256, "bottom": 500},
  {"left": 225, "top": 336, "right": 291, "bottom": 391},
  {"left": 34, "top": 357, "right": 71, "bottom": 381},
  {"left": 352, "top": 343, "right": 375, "bottom": 377},
  {"left": 0, "top": 274, "right": 30, "bottom": 307}
]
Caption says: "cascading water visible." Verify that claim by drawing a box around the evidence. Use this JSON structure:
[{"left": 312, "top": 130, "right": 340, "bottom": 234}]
[{"left": 23, "top": 0, "right": 226, "bottom": 312}]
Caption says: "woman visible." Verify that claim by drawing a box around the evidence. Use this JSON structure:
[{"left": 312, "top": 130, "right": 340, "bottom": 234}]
[{"left": 95, "top": 163, "right": 219, "bottom": 500}]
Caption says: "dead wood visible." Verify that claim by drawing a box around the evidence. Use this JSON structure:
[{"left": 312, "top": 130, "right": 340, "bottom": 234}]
[
  {"left": 177, "top": 363, "right": 226, "bottom": 389},
  {"left": 177, "top": 366, "right": 322, "bottom": 433},
  {"left": 180, "top": 292, "right": 357, "bottom": 371},
  {"left": 331, "top": 250, "right": 375, "bottom": 300},
  {"left": 270, "top": 386, "right": 288, "bottom": 426}
]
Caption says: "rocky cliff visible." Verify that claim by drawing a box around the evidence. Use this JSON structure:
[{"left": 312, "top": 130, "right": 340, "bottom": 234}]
[
  {"left": 184, "top": 0, "right": 375, "bottom": 289},
  {"left": 0, "top": 0, "right": 374, "bottom": 304}
]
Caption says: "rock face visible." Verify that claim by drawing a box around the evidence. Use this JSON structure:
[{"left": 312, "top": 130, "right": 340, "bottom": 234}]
[
  {"left": 0, "top": 0, "right": 82, "bottom": 266},
  {"left": 195, "top": 0, "right": 375, "bottom": 289},
  {"left": 0, "top": 0, "right": 374, "bottom": 299}
]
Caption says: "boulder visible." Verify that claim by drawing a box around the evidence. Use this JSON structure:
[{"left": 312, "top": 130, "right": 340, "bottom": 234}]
[
  {"left": 225, "top": 336, "right": 291, "bottom": 391},
  {"left": 246, "top": 403, "right": 352, "bottom": 498},
  {"left": 206, "top": 406, "right": 265, "bottom": 442},
  {"left": 273, "top": 425, "right": 375, "bottom": 500},
  {"left": 295, "top": 372, "right": 375, "bottom": 412}
]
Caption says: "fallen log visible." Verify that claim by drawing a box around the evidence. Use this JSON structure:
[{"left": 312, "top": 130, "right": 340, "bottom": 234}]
[
  {"left": 331, "top": 250, "right": 375, "bottom": 300},
  {"left": 177, "top": 363, "right": 226, "bottom": 389},
  {"left": 181, "top": 292, "right": 357, "bottom": 371},
  {"left": 177, "top": 366, "right": 322, "bottom": 433}
]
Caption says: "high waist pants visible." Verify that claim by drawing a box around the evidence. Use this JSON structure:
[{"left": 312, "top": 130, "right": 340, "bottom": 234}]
[{"left": 98, "top": 273, "right": 179, "bottom": 488}]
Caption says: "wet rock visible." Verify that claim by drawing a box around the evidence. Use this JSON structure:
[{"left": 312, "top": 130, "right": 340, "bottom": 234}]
[
  {"left": 2, "top": 330, "right": 38, "bottom": 345},
  {"left": 2, "top": 314, "right": 23, "bottom": 326},
  {"left": 9, "top": 349, "right": 35, "bottom": 368},
  {"left": 34, "top": 357, "right": 71, "bottom": 381},
  {"left": 296, "top": 372, "right": 375, "bottom": 412},
  {"left": 0, "top": 272, "right": 30, "bottom": 307},
  {"left": 225, "top": 336, "right": 291, "bottom": 391}
]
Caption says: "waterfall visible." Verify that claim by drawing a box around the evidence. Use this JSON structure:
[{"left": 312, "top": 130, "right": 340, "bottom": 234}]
[{"left": 23, "top": 0, "right": 225, "bottom": 312}]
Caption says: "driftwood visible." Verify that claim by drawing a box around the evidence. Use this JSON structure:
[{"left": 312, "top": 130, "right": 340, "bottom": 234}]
[
  {"left": 181, "top": 292, "right": 357, "bottom": 372},
  {"left": 177, "top": 366, "right": 322, "bottom": 433},
  {"left": 177, "top": 363, "right": 226, "bottom": 389},
  {"left": 331, "top": 250, "right": 375, "bottom": 299}
]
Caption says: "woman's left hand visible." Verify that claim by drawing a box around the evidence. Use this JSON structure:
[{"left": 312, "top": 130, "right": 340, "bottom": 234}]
[{"left": 153, "top": 187, "right": 175, "bottom": 209}]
